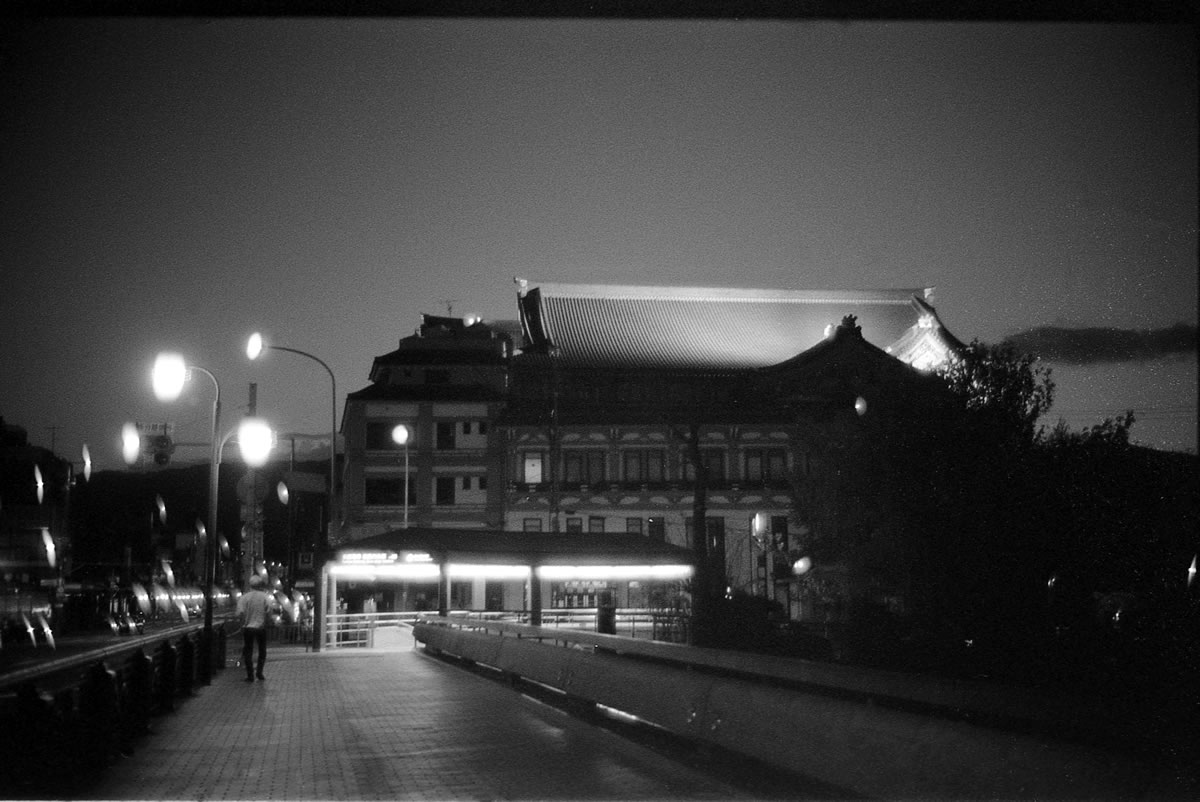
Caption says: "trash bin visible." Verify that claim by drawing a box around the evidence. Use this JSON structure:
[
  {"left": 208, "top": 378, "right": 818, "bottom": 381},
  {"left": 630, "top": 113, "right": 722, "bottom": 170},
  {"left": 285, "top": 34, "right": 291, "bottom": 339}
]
[{"left": 596, "top": 591, "right": 616, "bottom": 635}]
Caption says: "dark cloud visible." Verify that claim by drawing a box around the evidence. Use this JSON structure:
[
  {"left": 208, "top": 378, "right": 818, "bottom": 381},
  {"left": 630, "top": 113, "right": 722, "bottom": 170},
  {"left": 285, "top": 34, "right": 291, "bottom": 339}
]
[{"left": 1001, "top": 323, "right": 1197, "bottom": 364}]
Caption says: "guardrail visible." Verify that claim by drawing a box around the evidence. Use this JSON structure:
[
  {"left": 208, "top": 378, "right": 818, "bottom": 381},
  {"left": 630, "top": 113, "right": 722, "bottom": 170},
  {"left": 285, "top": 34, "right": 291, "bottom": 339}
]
[
  {"left": 434, "top": 608, "right": 691, "bottom": 642},
  {"left": 0, "top": 621, "right": 229, "bottom": 797},
  {"left": 414, "top": 614, "right": 1189, "bottom": 799}
]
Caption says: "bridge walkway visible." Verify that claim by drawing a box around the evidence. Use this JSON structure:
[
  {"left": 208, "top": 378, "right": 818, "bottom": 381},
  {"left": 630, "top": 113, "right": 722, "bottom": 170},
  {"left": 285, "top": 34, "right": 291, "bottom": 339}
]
[{"left": 76, "top": 626, "right": 787, "bottom": 801}]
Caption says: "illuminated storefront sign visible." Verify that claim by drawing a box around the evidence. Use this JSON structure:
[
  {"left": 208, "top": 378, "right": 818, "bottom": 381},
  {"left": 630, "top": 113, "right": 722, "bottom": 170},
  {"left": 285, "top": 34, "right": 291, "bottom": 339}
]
[{"left": 340, "top": 551, "right": 399, "bottom": 565}]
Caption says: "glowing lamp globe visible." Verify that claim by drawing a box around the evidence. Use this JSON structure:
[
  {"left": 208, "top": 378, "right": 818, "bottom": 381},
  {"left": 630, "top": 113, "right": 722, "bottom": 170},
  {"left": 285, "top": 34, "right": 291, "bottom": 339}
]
[
  {"left": 392, "top": 424, "right": 410, "bottom": 446},
  {"left": 246, "top": 332, "right": 264, "bottom": 360},
  {"left": 238, "top": 417, "right": 274, "bottom": 468},
  {"left": 152, "top": 352, "right": 188, "bottom": 401},
  {"left": 121, "top": 423, "right": 142, "bottom": 466}
]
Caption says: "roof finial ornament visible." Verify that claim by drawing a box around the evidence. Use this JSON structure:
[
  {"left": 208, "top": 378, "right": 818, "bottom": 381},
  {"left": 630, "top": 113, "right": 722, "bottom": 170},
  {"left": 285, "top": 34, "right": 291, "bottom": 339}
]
[{"left": 840, "top": 314, "right": 861, "bottom": 334}]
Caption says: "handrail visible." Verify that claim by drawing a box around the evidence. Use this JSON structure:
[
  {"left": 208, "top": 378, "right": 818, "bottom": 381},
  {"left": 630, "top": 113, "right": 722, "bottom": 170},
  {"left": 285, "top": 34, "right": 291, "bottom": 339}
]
[
  {"left": 0, "top": 620, "right": 214, "bottom": 692},
  {"left": 415, "top": 612, "right": 1130, "bottom": 747}
]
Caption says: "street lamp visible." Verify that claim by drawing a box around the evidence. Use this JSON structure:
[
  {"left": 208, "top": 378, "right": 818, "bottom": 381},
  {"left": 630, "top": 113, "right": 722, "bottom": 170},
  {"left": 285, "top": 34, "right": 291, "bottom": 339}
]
[
  {"left": 153, "top": 352, "right": 222, "bottom": 684},
  {"left": 246, "top": 332, "right": 337, "bottom": 651},
  {"left": 152, "top": 352, "right": 275, "bottom": 682},
  {"left": 391, "top": 424, "right": 410, "bottom": 529}
]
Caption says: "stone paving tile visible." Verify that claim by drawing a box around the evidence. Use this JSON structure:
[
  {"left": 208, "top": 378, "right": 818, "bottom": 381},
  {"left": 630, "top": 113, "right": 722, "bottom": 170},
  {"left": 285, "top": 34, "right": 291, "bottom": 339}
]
[{"left": 77, "top": 631, "right": 760, "bottom": 801}]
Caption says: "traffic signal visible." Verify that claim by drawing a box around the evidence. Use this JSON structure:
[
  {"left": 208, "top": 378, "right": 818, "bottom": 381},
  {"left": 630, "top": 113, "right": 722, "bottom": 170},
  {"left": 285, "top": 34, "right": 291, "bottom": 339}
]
[{"left": 151, "top": 434, "right": 174, "bottom": 466}]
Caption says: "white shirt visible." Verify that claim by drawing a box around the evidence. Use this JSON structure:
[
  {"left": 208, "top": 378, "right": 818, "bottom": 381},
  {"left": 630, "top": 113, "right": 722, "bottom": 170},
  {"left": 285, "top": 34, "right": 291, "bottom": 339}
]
[{"left": 237, "top": 588, "right": 272, "bottom": 629}]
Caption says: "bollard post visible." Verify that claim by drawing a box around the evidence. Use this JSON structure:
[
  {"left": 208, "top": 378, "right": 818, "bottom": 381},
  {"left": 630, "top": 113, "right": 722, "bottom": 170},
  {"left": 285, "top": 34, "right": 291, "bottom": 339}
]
[
  {"left": 126, "top": 648, "right": 154, "bottom": 739},
  {"left": 80, "top": 661, "right": 120, "bottom": 776},
  {"left": 177, "top": 634, "right": 195, "bottom": 696},
  {"left": 198, "top": 626, "right": 213, "bottom": 685},
  {"left": 8, "top": 682, "right": 55, "bottom": 794},
  {"left": 158, "top": 639, "right": 177, "bottom": 713}
]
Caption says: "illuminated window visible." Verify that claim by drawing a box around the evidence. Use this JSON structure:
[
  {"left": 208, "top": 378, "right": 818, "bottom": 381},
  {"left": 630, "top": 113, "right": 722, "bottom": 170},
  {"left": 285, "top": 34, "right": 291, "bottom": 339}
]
[
  {"left": 623, "top": 449, "right": 665, "bottom": 483},
  {"left": 521, "top": 451, "right": 545, "bottom": 484},
  {"left": 564, "top": 449, "right": 605, "bottom": 485},
  {"left": 588, "top": 516, "right": 605, "bottom": 533},
  {"left": 566, "top": 517, "right": 583, "bottom": 533}
]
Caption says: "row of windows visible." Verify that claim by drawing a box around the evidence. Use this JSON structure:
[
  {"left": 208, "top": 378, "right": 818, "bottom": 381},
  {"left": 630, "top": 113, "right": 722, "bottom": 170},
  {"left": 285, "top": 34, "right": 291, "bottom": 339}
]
[
  {"left": 519, "top": 515, "right": 789, "bottom": 542},
  {"left": 364, "top": 475, "right": 487, "bottom": 506},
  {"left": 365, "top": 421, "right": 488, "bottom": 451},
  {"left": 522, "top": 447, "right": 790, "bottom": 485},
  {"left": 522, "top": 516, "right": 667, "bottom": 537}
]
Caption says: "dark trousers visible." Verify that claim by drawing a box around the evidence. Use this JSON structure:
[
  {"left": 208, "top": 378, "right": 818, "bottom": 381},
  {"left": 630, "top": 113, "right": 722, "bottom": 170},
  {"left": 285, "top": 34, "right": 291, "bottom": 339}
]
[{"left": 242, "top": 627, "right": 266, "bottom": 678}]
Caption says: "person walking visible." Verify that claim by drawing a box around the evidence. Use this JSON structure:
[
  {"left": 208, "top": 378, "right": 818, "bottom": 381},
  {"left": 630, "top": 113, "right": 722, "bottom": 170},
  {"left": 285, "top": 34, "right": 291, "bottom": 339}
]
[{"left": 237, "top": 575, "right": 272, "bottom": 682}]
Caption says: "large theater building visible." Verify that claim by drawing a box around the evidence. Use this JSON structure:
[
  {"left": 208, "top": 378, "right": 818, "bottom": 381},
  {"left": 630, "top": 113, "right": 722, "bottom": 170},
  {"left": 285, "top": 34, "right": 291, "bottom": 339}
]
[{"left": 336, "top": 280, "right": 962, "bottom": 621}]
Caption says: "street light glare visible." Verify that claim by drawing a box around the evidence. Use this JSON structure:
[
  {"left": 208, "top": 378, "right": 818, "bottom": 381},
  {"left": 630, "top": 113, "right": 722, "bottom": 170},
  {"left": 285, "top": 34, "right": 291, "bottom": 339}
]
[
  {"left": 238, "top": 417, "right": 275, "bottom": 467},
  {"left": 392, "top": 424, "right": 410, "bottom": 446},
  {"left": 152, "top": 352, "right": 188, "bottom": 401},
  {"left": 247, "top": 332, "right": 264, "bottom": 360}
]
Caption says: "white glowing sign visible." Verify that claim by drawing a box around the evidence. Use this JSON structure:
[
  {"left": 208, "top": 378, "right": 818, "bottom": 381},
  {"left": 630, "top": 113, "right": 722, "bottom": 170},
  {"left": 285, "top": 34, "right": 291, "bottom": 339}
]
[{"left": 340, "top": 551, "right": 399, "bottom": 565}]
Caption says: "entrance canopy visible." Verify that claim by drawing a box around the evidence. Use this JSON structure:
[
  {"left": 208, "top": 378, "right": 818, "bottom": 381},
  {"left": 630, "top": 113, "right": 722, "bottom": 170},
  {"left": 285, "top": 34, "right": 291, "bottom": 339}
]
[{"left": 331, "top": 527, "right": 696, "bottom": 581}]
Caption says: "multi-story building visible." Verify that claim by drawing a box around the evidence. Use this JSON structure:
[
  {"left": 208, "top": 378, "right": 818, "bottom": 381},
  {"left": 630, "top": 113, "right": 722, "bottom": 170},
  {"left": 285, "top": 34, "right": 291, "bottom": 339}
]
[
  {"left": 338, "top": 281, "right": 963, "bottom": 618},
  {"left": 340, "top": 314, "right": 518, "bottom": 542}
]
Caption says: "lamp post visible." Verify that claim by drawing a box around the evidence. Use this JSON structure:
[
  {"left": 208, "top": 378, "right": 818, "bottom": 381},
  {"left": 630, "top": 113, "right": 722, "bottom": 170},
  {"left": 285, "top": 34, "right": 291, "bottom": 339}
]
[
  {"left": 152, "top": 352, "right": 274, "bottom": 682},
  {"left": 153, "top": 352, "right": 220, "bottom": 683},
  {"left": 246, "top": 332, "right": 337, "bottom": 651},
  {"left": 391, "top": 424, "right": 410, "bottom": 528}
]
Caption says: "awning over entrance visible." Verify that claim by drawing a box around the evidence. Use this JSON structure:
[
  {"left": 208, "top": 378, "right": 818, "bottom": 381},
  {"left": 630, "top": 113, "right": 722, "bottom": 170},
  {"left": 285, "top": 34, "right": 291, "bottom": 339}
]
[
  {"left": 324, "top": 527, "right": 696, "bottom": 627},
  {"left": 334, "top": 526, "right": 697, "bottom": 569}
]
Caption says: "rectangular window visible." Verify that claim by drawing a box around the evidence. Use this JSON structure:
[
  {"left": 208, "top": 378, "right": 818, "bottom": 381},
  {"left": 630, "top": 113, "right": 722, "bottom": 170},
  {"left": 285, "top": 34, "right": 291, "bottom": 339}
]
[
  {"left": 588, "top": 516, "right": 605, "bottom": 533},
  {"left": 625, "top": 517, "right": 643, "bottom": 535},
  {"left": 479, "top": 422, "right": 488, "bottom": 435},
  {"left": 364, "top": 476, "right": 415, "bottom": 506},
  {"left": 685, "top": 516, "right": 725, "bottom": 550},
  {"left": 683, "top": 448, "right": 726, "bottom": 483},
  {"left": 435, "top": 476, "right": 456, "bottom": 505},
  {"left": 462, "top": 477, "right": 471, "bottom": 490},
  {"left": 565, "top": 517, "right": 583, "bottom": 534},
  {"left": 771, "top": 515, "right": 789, "bottom": 551},
  {"left": 523, "top": 518, "right": 543, "bottom": 532},
  {"left": 563, "top": 449, "right": 605, "bottom": 485},
  {"left": 366, "top": 421, "right": 411, "bottom": 450},
  {"left": 647, "top": 516, "right": 665, "bottom": 541},
  {"left": 478, "top": 476, "right": 487, "bottom": 491},
  {"left": 623, "top": 449, "right": 665, "bottom": 483},
  {"left": 744, "top": 448, "right": 787, "bottom": 483},
  {"left": 462, "top": 422, "right": 471, "bottom": 435},
  {"left": 521, "top": 451, "right": 545, "bottom": 484},
  {"left": 435, "top": 422, "right": 456, "bottom": 450}
]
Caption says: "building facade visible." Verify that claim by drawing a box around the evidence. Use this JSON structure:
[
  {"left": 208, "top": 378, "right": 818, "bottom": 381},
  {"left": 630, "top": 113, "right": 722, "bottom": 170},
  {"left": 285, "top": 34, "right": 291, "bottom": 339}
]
[{"left": 338, "top": 282, "right": 963, "bottom": 619}]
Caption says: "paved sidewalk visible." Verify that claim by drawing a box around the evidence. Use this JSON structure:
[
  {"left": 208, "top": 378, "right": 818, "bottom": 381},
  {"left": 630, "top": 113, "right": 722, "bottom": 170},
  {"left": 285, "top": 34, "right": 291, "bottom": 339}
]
[{"left": 77, "top": 627, "right": 763, "bottom": 801}]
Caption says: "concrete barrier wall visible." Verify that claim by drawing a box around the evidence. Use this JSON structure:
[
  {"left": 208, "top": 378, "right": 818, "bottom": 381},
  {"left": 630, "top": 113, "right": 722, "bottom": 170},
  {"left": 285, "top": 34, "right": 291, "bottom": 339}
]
[{"left": 414, "top": 622, "right": 1162, "bottom": 799}]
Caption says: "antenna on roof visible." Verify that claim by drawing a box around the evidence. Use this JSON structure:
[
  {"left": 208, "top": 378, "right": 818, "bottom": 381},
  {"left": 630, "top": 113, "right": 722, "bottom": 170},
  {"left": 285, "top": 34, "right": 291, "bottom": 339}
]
[{"left": 442, "top": 299, "right": 460, "bottom": 316}]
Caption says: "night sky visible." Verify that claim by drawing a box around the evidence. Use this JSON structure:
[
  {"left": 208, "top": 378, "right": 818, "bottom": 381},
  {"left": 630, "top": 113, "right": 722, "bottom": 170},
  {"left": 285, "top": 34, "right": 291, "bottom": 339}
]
[{"left": 1, "top": 17, "right": 1195, "bottom": 469}]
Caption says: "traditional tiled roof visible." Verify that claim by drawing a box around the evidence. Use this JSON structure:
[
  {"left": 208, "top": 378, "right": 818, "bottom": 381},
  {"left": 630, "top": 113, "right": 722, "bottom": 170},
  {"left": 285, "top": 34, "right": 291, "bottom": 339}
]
[{"left": 516, "top": 280, "right": 958, "bottom": 369}]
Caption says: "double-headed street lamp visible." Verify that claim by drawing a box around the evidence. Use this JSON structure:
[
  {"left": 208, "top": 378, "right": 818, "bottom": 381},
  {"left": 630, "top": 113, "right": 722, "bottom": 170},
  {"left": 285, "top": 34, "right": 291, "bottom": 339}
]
[
  {"left": 152, "top": 352, "right": 273, "bottom": 683},
  {"left": 246, "top": 332, "right": 336, "bottom": 651}
]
